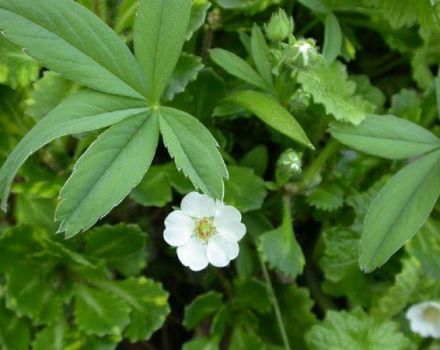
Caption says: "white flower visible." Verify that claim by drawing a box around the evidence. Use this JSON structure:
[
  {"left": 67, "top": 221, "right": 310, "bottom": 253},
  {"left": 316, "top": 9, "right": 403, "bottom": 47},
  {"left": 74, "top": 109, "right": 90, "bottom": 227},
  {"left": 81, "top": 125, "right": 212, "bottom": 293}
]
[
  {"left": 406, "top": 301, "right": 440, "bottom": 338},
  {"left": 297, "top": 42, "right": 312, "bottom": 65},
  {"left": 163, "top": 192, "right": 246, "bottom": 271}
]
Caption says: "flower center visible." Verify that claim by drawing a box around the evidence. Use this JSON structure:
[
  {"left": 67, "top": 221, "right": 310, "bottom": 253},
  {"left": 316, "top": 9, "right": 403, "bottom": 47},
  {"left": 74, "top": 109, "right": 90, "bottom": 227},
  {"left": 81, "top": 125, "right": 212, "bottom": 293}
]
[
  {"left": 195, "top": 217, "right": 216, "bottom": 241},
  {"left": 422, "top": 305, "right": 440, "bottom": 323}
]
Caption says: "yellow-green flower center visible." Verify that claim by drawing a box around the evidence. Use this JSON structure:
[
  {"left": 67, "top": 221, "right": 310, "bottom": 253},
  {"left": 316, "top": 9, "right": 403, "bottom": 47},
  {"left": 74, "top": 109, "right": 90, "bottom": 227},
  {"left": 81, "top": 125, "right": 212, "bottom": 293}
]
[
  {"left": 423, "top": 305, "right": 440, "bottom": 323},
  {"left": 195, "top": 218, "right": 215, "bottom": 241}
]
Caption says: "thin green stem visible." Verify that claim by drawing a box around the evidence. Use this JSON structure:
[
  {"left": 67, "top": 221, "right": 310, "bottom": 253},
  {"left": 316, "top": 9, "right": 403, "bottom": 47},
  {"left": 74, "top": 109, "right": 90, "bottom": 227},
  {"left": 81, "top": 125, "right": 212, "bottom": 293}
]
[
  {"left": 300, "top": 139, "right": 339, "bottom": 190},
  {"left": 258, "top": 252, "right": 291, "bottom": 350}
]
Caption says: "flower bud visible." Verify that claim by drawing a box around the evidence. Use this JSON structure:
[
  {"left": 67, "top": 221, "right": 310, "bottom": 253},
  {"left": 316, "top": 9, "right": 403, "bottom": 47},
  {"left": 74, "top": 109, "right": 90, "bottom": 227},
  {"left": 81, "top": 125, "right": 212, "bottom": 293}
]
[
  {"left": 264, "top": 9, "right": 294, "bottom": 42},
  {"left": 276, "top": 149, "right": 302, "bottom": 185}
]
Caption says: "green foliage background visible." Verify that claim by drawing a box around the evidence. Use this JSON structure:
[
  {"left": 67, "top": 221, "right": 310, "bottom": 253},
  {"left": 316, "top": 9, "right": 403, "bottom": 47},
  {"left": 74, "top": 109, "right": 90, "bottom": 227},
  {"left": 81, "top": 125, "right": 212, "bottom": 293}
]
[{"left": 0, "top": 0, "right": 439, "bottom": 349}]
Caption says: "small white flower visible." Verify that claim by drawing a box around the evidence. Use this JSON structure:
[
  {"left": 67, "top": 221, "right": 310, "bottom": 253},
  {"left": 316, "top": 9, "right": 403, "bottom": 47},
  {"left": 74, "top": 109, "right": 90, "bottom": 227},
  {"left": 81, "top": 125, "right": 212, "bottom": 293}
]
[
  {"left": 297, "top": 42, "right": 312, "bottom": 66},
  {"left": 163, "top": 192, "right": 246, "bottom": 271},
  {"left": 406, "top": 301, "right": 440, "bottom": 338}
]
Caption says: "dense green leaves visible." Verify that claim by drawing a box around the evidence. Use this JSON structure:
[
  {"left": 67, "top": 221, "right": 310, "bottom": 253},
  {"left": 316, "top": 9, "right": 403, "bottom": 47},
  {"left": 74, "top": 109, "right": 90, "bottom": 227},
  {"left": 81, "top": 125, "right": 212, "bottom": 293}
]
[
  {"left": 56, "top": 113, "right": 159, "bottom": 237},
  {"left": 224, "top": 90, "right": 314, "bottom": 148},
  {"left": 360, "top": 149, "right": 440, "bottom": 271},
  {"left": 0, "top": 0, "right": 149, "bottom": 99},
  {"left": 0, "top": 90, "right": 148, "bottom": 211},
  {"left": 306, "top": 310, "right": 409, "bottom": 350},
  {"left": 331, "top": 114, "right": 440, "bottom": 159},
  {"left": 159, "top": 107, "right": 228, "bottom": 199},
  {"left": 134, "top": 0, "right": 191, "bottom": 102}
]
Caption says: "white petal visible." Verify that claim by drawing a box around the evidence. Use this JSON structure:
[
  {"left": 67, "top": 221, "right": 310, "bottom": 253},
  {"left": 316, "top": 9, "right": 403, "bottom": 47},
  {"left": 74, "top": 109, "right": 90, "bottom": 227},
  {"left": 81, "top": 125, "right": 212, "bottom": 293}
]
[
  {"left": 207, "top": 239, "right": 230, "bottom": 267},
  {"left": 210, "top": 235, "right": 239, "bottom": 260},
  {"left": 181, "top": 192, "right": 216, "bottom": 218},
  {"left": 214, "top": 218, "right": 246, "bottom": 242},
  {"left": 215, "top": 204, "right": 242, "bottom": 223},
  {"left": 177, "top": 236, "right": 209, "bottom": 271},
  {"left": 164, "top": 210, "right": 195, "bottom": 247}
]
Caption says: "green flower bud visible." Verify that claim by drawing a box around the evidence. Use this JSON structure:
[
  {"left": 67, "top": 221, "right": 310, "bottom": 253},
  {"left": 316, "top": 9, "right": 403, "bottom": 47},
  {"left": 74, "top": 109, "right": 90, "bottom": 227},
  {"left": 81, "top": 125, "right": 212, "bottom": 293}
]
[
  {"left": 276, "top": 149, "right": 302, "bottom": 185},
  {"left": 264, "top": 9, "right": 294, "bottom": 42}
]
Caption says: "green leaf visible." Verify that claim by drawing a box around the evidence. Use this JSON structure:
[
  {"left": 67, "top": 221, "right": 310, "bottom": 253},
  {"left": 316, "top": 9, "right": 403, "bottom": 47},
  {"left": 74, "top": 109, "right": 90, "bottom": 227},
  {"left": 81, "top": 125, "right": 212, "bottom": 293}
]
[
  {"left": 298, "top": 62, "right": 370, "bottom": 124},
  {"left": 159, "top": 107, "right": 227, "bottom": 199},
  {"left": 187, "top": 0, "right": 211, "bottom": 40},
  {"left": 0, "top": 0, "right": 148, "bottom": 99},
  {"left": 436, "top": 74, "right": 440, "bottom": 119},
  {"left": 229, "top": 328, "right": 266, "bottom": 350},
  {"left": 298, "top": 0, "right": 329, "bottom": 12},
  {"left": 330, "top": 114, "right": 440, "bottom": 159},
  {"left": 210, "top": 48, "right": 269, "bottom": 90},
  {"left": 0, "top": 301, "right": 30, "bottom": 350},
  {"left": 305, "top": 309, "right": 409, "bottom": 350},
  {"left": 234, "top": 278, "right": 271, "bottom": 313},
  {"left": 407, "top": 219, "right": 440, "bottom": 279},
  {"left": 0, "top": 90, "right": 149, "bottom": 211},
  {"left": 322, "top": 13, "right": 342, "bottom": 64},
  {"left": 26, "top": 72, "right": 75, "bottom": 122},
  {"left": 74, "top": 286, "right": 131, "bottom": 337},
  {"left": 389, "top": 89, "right": 422, "bottom": 123},
  {"left": 0, "top": 35, "right": 39, "bottom": 88},
  {"left": 320, "top": 227, "right": 370, "bottom": 306},
  {"left": 371, "top": 257, "right": 420, "bottom": 320},
  {"left": 134, "top": 0, "right": 191, "bottom": 102},
  {"left": 306, "top": 183, "right": 344, "bottom": 211},
  {"left": 33, "top": 323, "right": 66, "bottom": 350},
  {"left": 183, "top": 291, "right": 223, "bottom": 329},
  {"left": 84, "top": 224, "right": 146, "bottom": 260},
  {"left": 240, "top": 145, "right": 268, "bottom": 177},
  {"left": 164, "top": 53, "right": 204, "bottom": 101},
  {"left": 99, "top": 277, "right": 170, "bottom": 342},
  {"left": 182, "top": 337, "right": 219, "bottom": 350},
  {"left": 278, "top": 285, "right": 317, "bottom": 349},
  {"left": 55, "top": 113, "right": 159, "bottom": 237},
  {"left": 360, "top": 149, "right": 440, "bottom": 272},
  {"left": 251, "top": 25, "right": 273, "bottom": 87},
  {"left": 131, "top": 165, "right": 173, "bottom": 207},
  {"left": 224, "top": 166, "right": 267, "bottom": 212},
  {"left": 259, "top": 199, "right": 305, "bottom": 278},
  {"left": 224, "top": 90, "right": 314, "bottom": 148}
]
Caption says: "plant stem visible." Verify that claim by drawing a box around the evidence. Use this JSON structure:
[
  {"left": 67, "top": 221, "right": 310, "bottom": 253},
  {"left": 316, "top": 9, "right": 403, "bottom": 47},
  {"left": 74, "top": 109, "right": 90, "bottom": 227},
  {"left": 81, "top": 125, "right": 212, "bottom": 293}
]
[
  {"left": 300, "top": 139, "right": 339, "bottom": 190},
  {"left": 258, "top": 252, "right": 291, "bottom": 350}
]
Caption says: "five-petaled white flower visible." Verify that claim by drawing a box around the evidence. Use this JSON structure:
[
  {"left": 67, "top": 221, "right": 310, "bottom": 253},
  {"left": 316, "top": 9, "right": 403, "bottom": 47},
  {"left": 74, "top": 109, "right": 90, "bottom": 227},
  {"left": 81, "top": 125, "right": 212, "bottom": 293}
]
[
  {"left": 406, "top": 301, "right": 440, "bottom": 338},
  {"left": 163, "top": 192, "right": 246, "bottom": 271}
]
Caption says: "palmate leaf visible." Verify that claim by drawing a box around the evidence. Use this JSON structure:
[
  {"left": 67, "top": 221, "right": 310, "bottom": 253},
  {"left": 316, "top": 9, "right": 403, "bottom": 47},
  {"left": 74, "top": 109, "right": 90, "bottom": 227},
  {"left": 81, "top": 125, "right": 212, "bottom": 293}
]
[
  {"left": 360, "top": 149, "right": 440, "bottom": 272},
  {"left": 135, "top": 0, "right": 191, "bottom": 102},
  {"left": 159, "top": 107, "right": 228, "bottom": 199},
  {"left": 0, "top": 90, "right": 148, "bottom": 211},
  {"left": 56, "top": 112, "right": 159, "bottom": 237},
  {"left": 0, "top": 0, "right": 149, "bottom": 99},
  {"left": 330, "top": 114, "right": 440, "bottom": 159}
]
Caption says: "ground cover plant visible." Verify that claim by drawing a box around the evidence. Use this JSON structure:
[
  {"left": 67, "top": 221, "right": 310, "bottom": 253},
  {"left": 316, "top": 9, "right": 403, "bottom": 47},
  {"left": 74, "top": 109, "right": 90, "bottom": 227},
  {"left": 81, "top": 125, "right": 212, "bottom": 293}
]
[{"left": 0, "top": 0, "right": 439, "bottom": 349}]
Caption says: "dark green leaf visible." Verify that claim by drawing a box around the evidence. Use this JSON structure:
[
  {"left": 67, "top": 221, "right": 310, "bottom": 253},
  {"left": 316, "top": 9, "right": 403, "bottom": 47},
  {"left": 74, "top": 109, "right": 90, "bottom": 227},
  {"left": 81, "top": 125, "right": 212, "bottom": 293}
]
[{"left": 183, "top": 291, "right": 223, "bottom": 329}]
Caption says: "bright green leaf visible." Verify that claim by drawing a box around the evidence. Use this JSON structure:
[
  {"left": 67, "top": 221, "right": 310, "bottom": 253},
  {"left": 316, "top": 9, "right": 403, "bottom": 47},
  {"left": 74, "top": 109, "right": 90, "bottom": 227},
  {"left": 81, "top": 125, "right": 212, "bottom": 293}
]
[
  {"left": 306, "top": 309, "right": 409, "bottom": 350},
  {"left": 210, "top": 48, "right": 269, "bottom": 90},
  {"left": 0, "top": 0, "right": 148, "bottom": 99},
  {"left": 224, "top": 90, "right": 314, "bottom": 148},
  {"left": 330, "top": 114, "right": 440, "bottom": 159},
  {"left": 251, "top": 25, "right": 273, "bottom": 87},
  {"left": 259, "top": 199, "right": 305, "bottom": 278},
  {"left": 74, "top": 286, "right": 130, "bottom": 337},
  {"left": 183, "top": 291, "right": 223, "bottom": 329},
  {"left": 26, "top": 72, "right": 75, "bottom": 121},
  {"left": 323, "top": 13, "right": 342, "bottom": 64},
  {"left": 0, "top": 90, "right": 149, "bottom": 211},
  {"left": 159, "top": 107, "right": 227, "bottom": 199},
  {"left": 55, "top": 112, "right": 159, "bottom": 237},
  {"left": 224, "top": 166, "right": 267, "bottom": 212},
  {"left": 360, "top": 149, "right": 440, "bottom": 272},
  {"left": 187, "top": 0, "right": 211, "bottom": 40},
  {"left": 134, "top": 0, "right": 191, "bottom": 102}
]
